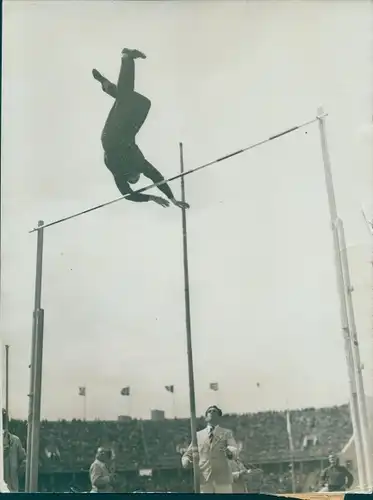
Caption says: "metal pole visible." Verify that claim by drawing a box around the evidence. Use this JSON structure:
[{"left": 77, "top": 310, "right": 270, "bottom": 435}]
[
  {"left": 29, "top": 308, "right": 45, "bottom": 491},
  {"left": 338, "top": 218, "right": 373, "bottom": 486},
  {"left": 5, "top": 345, "right": 9, "bottom": 423},
  {"left": 26, "top": 220, "right": 45, "bottom": 492},
  {"left": 0, "top": 153, "right": 6, "bottom": 494},
  {"left": 25, "top": 325, "right": 36, "bottom": 491},
  {"left": 317, "top": 108, "right": 367, "bottom": 488},
  {"left": 0, "top": 342, "right": 9, "bottom": 492},
  {"left": 179, "top": 143, "right": 200, "bottom": 493}
]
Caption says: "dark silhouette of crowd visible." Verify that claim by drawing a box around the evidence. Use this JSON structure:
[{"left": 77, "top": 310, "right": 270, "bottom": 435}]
[{"left": 9, "top": 404, "right": 352, "bottom": 492}]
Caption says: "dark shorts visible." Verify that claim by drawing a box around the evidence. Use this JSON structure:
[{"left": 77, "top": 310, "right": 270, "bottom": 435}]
[
  {"left": 101, "top": 92, "right": 151, "bottom": 152},
  {"left": 104, "top": 143, "right": 146, "bottom": 178}
]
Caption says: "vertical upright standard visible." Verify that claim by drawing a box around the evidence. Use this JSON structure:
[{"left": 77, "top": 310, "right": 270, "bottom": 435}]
[
  {"left": 338, "top": 218, "right": 373, "bottom": 485},
  {"left": 317, "top": 107, "right": 368, "bottom": 488},
  {"left": 25, "top": 220, "right": 46, "bottom": 492},
  {"left": 179, "top": 142, "right": 200, "bottom": 493},
  {"left": 5, "top": 345, "right": 9, "bottom": 422},
  {"left": 0, "top": 342, "right": 9, "bottom": 492}
]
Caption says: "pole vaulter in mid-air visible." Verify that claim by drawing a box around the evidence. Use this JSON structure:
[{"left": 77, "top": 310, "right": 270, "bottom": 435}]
[{"left": 93, "top": 48, "right": 190, "bottom": 210}]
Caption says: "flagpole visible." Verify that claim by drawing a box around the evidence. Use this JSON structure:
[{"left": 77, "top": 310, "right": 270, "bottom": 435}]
[
  {"left": 120, "top": 388, "right": 132, "bottom": 417},
  {"left": 172, "top": 392, "right": 176, "bottom": 419},
  {"left": 209, "top": 383, "right": 219, "bottom": 406},
  {"left": 83, "top": 389, "right": 87, "bottom": 421},
  {"left": 179, "top": 142, "right": 200, "bottom": 493},
  {"left": 286, "top": 410, "right": 296, "bottom": 494}
]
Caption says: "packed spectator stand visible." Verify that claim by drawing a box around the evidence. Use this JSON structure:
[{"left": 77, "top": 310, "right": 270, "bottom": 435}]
[{"left": 9, "top": 404, "right": 352, "bottom": 492}]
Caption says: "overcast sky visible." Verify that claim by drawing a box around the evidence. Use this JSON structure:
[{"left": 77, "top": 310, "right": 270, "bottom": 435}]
[{"left": 1, "top": 0, "right": 372, "bottom": 421}]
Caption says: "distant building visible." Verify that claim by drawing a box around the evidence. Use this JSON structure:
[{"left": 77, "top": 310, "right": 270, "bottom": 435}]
[
  {"left": 118, "top": 415, "right": 132, "bottom": 422},
  {"left": 151, "top": 410, "right": 165, "bottom": 421}
]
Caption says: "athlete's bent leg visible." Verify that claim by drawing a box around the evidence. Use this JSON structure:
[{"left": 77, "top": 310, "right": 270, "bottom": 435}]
[{"left": 99, "top": 52, "right": 150, "bottom": 150}]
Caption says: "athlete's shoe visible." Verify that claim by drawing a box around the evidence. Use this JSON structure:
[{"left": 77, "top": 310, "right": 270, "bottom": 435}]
[
  {"left": 92, "top": 68, "right": 106, "bottom": 84},
  {"left": 121, "top": 48, "right": 146, "bottom": 59}
]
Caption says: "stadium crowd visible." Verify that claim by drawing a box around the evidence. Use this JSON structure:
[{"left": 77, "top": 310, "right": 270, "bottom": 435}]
[{"left": 8, "top": 404, "right": 352, "bottom": 492}]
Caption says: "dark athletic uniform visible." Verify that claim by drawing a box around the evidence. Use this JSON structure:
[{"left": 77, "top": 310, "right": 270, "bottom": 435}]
[{"left": 94, "top": 50, "right": 175, "bottom": 203}]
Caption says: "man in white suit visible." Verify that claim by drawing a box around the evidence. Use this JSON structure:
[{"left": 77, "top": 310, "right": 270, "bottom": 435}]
[
  {"left": 89, "top": 447, "right": 115, "bottom": 493},
  {"left": 181, "top": 405, "right": 238, "bottom": 493}
]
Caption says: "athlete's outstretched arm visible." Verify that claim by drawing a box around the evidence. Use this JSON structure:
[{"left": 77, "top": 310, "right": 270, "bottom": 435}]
[
  {"left": 142, "top": 161, "right": 174, "bottom": 199},
  {"left": 142, "top": 161, "right": 190, "bottom": 209}
]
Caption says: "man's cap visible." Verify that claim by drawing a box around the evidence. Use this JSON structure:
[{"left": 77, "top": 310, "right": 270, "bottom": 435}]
[{"left": 205, "top": 405, "right": 222, "bottom": 417}]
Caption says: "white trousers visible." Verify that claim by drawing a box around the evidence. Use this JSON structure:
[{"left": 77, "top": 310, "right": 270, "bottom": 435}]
[{"left": 200, "top": 482, "right": 232, "bottom": 494}]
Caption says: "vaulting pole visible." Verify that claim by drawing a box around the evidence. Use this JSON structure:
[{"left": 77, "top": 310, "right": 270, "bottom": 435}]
[{"left": 179, "top": 142, "right": 200, "bottom": 493}]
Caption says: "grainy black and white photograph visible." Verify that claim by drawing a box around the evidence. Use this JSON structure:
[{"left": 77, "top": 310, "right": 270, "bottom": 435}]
[{"left": 1, "top": 0, "right": 372, "bottom": 494}]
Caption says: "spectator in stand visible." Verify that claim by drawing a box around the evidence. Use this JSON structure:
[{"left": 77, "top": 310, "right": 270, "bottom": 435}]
[
  {"left": 44, "top": 436, "right": 61, "bottom": 463},
  {"left": 182, "top": 405, "right": 238, "bottom": 493},
  {"left": 4, "top": 403, "right": 355, "bottom": 493},
  {"left": 2, "top": 409, "right": 26, "bottom": 492},
  {"left": 231, "top": 456, "right": 253, "bottom": 493},
  {"left": 89, "top": 447, "right": 115, "bottom": 493},
  {"left": 319, "top": 453, "right": 354, "bottom": 492}
]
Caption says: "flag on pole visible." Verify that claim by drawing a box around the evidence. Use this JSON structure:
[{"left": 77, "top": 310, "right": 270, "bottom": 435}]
[
  {"left": 209, "top": 382, "right": 219, "bottom": 391},
  {"left": 120, "top": 386, "right": 130, "bottom": 396},
  {"left": 165, "top": 385, "right": 174, "bottom": 393},
  {"left": 78, "top": 386, "right": 86, "bottom": 397},
  {"left": 286, "top": 410, "right": 294, "bottom": 453}
]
